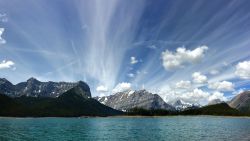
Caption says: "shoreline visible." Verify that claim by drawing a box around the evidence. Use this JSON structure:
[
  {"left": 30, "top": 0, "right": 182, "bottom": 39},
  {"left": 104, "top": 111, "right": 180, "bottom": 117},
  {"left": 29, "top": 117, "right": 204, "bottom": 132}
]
[{"left": 0, "top": 115, "right": 250, "bottom": 119}]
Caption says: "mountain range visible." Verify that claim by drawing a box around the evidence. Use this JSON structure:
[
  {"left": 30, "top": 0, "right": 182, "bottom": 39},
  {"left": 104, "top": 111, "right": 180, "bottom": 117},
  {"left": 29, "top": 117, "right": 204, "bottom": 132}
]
[
  {"left": 0, "top": 78, "right": 121, "bottom": 117},
  {"left": 95, "top": 90, "right": 250, "bottom": 115},
  {"left": 0, "top": 78, "right": 250, "bottom": 117}
]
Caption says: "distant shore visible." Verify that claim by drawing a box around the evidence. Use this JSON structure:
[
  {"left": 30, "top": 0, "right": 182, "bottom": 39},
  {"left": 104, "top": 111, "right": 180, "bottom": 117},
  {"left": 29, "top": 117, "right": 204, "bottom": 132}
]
[{"left": 1, "top": 115, "right": 250, "bottom": 119}]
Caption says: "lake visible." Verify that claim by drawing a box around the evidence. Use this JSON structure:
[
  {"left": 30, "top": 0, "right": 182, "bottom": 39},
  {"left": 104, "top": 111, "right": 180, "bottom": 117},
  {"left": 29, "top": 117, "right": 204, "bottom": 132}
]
[{"left": 0, "top": 116, "right": 250, "bottom": 141}]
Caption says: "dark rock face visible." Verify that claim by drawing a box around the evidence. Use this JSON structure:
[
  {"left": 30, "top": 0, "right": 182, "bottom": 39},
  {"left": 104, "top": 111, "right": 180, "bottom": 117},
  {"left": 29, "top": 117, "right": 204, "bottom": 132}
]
[
  {"left": 0, "top": 78, "right": 91, "bottom": 98},
  {"left": 0, "top": 78, "right": 16, "bottom": 96},
  {"left": 229, "top": 91, "right": 250, "bottom": 113},
  {"left": 94, "top": 90, "right": 174, "bottom": 111}
]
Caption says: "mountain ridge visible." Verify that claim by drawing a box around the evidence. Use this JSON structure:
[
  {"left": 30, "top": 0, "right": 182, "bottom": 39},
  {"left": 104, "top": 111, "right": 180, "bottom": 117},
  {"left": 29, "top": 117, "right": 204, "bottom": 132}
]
[
  {"left": 94, "top": 90, "right": 175, "bottom": 111},
  {"left": 0, "top": 78, "right": 91, "bottom": 98}
]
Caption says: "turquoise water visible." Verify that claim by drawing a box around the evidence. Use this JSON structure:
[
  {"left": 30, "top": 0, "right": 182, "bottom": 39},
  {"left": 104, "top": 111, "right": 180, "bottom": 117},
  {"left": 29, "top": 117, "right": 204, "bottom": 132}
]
[{"left": 0, "top": 116, "right": 250, "bottom": 141}]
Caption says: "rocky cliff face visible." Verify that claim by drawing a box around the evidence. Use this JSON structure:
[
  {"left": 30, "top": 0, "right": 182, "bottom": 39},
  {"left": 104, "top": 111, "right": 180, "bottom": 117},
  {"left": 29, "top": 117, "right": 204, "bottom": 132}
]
[
  {"left": 0, "top": 78, "right": 91, "bottom": 98},
  {"left": 229, "top": 91, "right": 250, "bottom": 113},
  {"left": 94, "top": 90, "right": 174, "bottom": 111}
]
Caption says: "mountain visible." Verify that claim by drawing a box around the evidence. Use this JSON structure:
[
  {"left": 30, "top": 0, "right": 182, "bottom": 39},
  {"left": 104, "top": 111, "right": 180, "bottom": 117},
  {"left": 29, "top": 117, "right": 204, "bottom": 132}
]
[
  {"left": 208, "top": 99, "right": 223, "bottom": 105},
  {"left": 180, "top": 103, "right": 241, "bottom": 116},
  {"left": 172, "top": 100, "right": 201, "bottom": 111},
  {"left": 0, "top": 86, "right": 122, "bottom": 117},
  {"left": 94, "top": 90, "right": 174, "bottom": 111},
  {"left": 229, "top": 91, "right": 250, "bottom": 113},
  {"left": 0, "top": 78, "right": 91, "bottom": 98}
]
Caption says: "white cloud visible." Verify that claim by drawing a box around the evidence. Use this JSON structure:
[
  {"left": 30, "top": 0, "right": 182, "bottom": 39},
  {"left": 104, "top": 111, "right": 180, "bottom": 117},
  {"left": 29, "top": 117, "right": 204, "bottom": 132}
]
[
  {"left": 158, "top": 87, "right": 227, "bottom": 105},
  {"left": 0, "top": 28, "right": 6, "bottom": 44},
  {"left": 161, "top": 45, "right": 208, "bottom": 70},
  {"left": 182, "top": 88, "right": 210, "bottom": 104},
  {"left": 112, "top": 82, "right": 131, "bottom": 93},
  {"left": 175, "top": 80, "right": 192, "bottom": 89},
  {"left": 96, "top": 85, "right": 108, "bottom": 93},
  {"left": 130, "top": 56, "right": 138, "bottom": 64},
  {"left": 209, "top": 69, "right": 219, "bottom": 75},
  {"left": 235, "top": 60, "right": 250, "bottom": 79},
  {"left": 148, "top": 45, "right": 157, "bottom": 49},
  {"left": 232, "top": 88, "right": 246, "bottom": 96},
  {"left": 159, "top": 88, "right": 210, "bottom": 105},
  {"left": 0, "top": 13, "right": 8, "bottom": 22},
  {"left": 208, "top": 91, "right": 227, "bottom": 102},
  {"left": 192, "top": 72, "right": 207, "bottom": 84},
  {"left": 0, "top": 60, "right": 15, "bottom": 69},
  {"left": 208, "top": 81, "right": 234, "bottom": 91},
  {"left": 127, "top": 73, "right": 135, "bottom": 78}
]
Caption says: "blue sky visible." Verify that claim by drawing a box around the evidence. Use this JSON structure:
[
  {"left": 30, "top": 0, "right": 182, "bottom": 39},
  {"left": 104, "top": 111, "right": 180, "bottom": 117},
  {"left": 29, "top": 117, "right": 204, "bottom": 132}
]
[{"left": 0, "top": 0, "right": 250, "bottom": 104}]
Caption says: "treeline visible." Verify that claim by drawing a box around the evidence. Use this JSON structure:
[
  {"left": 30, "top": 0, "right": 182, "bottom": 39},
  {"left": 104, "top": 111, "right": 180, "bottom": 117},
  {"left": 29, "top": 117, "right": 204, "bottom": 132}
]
[
  {"left": 126, "top": 103, "right": 249, "bottom": 116},
  {"left": 0, "top": 92, "right": 122, "bottom": 117}
]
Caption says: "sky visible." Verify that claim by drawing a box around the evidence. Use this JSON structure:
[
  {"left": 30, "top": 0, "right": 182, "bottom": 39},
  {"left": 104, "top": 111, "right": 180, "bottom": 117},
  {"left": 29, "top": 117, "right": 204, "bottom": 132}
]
[{"left": 0, "top": 0, "right": 250, "bottom": 105}]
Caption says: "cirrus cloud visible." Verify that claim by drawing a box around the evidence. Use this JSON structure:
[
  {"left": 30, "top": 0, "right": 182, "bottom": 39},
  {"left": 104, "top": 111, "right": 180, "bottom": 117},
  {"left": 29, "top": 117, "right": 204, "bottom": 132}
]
[{"left": 209, "top": 69, "right": 219, "bottom": 75}]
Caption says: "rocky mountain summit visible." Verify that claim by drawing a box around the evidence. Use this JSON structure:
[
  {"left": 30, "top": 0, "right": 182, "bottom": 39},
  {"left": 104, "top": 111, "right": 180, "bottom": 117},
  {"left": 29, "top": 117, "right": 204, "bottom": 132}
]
[
  {"left": 172, "top": 99, "right": 201, "bottom": 111},
  {"left": 94, "top": 90, "right": 174, "bottom": 111},
  {"left": 0, "top": 78, "right": 91, "bottom": 98}
]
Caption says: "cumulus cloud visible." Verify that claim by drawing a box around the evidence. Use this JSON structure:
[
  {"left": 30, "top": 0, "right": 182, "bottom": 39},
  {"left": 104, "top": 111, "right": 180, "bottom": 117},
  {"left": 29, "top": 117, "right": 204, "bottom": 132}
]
[
  {"left": 175, "top": 80, "right": 192, "bottom": 89},
  {"left": 0, "top": 28, "right": 6, "bottom": 44},
  {"left": 96, "top": 85, "right": 108, "bottom": 93},
  {"left": 235, "top": 61, "right": 250, "bottom": 79},
  {"left": 159, "top": 87, "right": 227, "bottom": 105},
  {"left": 0, "top": 60, "right": 15, "bottom": 69},
  {"left": 208, "top": 91, "right": 227, "bottom": 102},
  {"left": 192, "top": 72, "right": 207, "bottom": 84},
  {"left": 159, "top": 88, "right": 210, "bottom": 105},
  {"left": 130, "top": 56, "right": 138, "bottom": 64},
  {"left": 182, "top": 88, "right": 210, "bottom": 104},
  {"left": 112, "top": 82, "right": 131, "bottom": 93},
  {"left": 161, "top": 45, "right": 208, "bottom": 70},
  {"left": 208, "top": 81, "right": 234, "bottom": 91}
]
